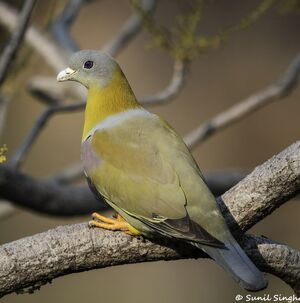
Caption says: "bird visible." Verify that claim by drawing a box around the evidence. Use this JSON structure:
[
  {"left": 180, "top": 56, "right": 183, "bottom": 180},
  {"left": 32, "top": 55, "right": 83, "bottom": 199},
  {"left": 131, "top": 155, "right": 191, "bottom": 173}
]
[{"left": 57, "top": 49, "right": 267, "bottom": 291}]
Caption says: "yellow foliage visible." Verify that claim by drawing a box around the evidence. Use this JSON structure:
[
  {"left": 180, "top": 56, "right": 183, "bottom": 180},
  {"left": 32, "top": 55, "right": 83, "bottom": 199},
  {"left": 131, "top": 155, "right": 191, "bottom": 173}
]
[
  {"left": 131, "top": 0, "right": 277, "bottom": 62},
  {"left": 0, "top": 145, "right": 7, "bottom": 163}
]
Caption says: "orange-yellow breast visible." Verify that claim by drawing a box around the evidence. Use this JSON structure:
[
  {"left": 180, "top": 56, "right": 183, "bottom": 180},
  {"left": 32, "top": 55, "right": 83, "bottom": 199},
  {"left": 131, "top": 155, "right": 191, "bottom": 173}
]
[{"left": 82, "top": 68, "right": 141, "bottom": 141}]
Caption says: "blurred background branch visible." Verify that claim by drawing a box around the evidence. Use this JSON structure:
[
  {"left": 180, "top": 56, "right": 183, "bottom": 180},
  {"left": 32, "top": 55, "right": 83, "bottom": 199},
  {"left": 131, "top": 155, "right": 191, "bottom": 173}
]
[
  {"left": 184, "top": 51, "right": 300, "bottom": 148},
  {"left": 0, "top": 0, "right": 36, "bottom": 87},
  {"left": 140, "top": 59, "right": 189, "bottom": 105},
  {"left": 52, "top": 0, "right": 86, "bottom": 53},
  {"left": 10, "top": 101, "right": 85, "bottom": 169},
  {"left": 102, "top": 0, "right": 157, "bottom": 56},
  {"left": 0, "top": 164, "right": 246, "bottom": 216},
  {"left": 0, "top": 1, "right": 67, "bottom": 71}
]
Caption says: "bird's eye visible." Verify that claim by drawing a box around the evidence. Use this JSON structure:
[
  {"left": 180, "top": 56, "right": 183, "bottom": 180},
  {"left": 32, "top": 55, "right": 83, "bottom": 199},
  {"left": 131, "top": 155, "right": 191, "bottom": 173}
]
[{"left": 84, "top": 60, "right": 94, "bottom": 69}]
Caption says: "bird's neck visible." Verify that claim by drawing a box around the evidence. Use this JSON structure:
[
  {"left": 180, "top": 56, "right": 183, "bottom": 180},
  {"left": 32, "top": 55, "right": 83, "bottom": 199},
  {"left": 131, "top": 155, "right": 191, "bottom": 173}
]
[{"left": 82, "top": 69, "right": 141, "bottom": 141}]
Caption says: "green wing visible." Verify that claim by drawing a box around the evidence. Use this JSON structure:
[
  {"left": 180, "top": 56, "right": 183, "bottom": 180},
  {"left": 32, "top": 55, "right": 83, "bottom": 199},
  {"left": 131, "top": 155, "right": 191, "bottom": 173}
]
[{"left": 87, "top": 114, "right": 228, "bottom": 247}]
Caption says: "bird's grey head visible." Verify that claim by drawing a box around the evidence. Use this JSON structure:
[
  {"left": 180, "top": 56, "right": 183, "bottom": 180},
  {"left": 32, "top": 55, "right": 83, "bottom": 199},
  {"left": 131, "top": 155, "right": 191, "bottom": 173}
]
[{"left": 57, "top": 50, "right": 118, "bottom": 88}]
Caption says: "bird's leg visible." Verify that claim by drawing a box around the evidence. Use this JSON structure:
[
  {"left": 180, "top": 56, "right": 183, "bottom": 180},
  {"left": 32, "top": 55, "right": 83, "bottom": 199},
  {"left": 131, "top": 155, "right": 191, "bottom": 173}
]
[{"left": 89, "top": 212, "right": 140, "bottom": 235}]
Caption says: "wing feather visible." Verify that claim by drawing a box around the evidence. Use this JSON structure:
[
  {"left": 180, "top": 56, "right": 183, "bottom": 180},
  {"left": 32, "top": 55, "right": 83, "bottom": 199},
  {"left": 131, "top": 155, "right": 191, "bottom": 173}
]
[{"left": 86, "top": 113, "right": 227, "bottom": 247}]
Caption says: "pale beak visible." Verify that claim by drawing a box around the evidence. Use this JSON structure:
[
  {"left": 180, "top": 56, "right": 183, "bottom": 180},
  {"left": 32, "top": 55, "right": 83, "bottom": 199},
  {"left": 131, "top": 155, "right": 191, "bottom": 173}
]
[{"left": 57, "top": 67, "right": 76, "bottom": 82}]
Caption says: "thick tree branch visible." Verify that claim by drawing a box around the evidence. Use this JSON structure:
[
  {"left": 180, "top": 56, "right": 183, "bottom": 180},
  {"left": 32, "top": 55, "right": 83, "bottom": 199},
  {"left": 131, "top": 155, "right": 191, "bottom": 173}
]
[
  {"left": 0, "top": 0, "right": 36, "bottom": 87},
  {"left": 52, "top": 162, "right": 84, "bottom": 184},
  {"left": 241, "top": 234, "right": 300, "bottom": 295},
  {"left": 0, "top": 165, "right": 106, "bottom": 215},
  {"left": 1, "top": 225, "right": 299, "bottom": 298},
  {"left": 184, "top": 52, "right": 300, "bottom": 149},
  {"left": 0, "top": 141, "right": 299, "bottom": 297},
  {"left": 217, "top": 142, "right": 300, "bottom": 234}
]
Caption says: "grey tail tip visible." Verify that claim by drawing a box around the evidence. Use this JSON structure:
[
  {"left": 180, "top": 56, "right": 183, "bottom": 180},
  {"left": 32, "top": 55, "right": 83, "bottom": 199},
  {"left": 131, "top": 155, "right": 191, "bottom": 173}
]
[
  {"left": 197, "top": 238, "right": 268, "bottom": 292},
  {"left": 239, "top": 272, "right": 268, "bottom": 292}
]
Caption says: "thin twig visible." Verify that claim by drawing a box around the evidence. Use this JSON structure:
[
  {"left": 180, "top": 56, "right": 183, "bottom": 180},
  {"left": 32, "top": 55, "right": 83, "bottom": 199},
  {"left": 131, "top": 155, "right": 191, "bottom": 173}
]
[
  {"left": 10, "top": 102, "right": 85, "bottom": 168},
  {"left": 52, "top": 0, "right": 86, "bottom": 52},
  {"left": 140, "top": 60, "right": 188, "bottom": 105},
  {"left": 102, "top": 0, "right": 157, "bottom": 56},
  {"left": 0, "top": 94, "right": 9, "bottom": 138},
  {"left": 184, "top": 52, "right": 300, "bottom": 149},
  {"left": 0, "top": 0, "right": 36, "bottom": 87}
]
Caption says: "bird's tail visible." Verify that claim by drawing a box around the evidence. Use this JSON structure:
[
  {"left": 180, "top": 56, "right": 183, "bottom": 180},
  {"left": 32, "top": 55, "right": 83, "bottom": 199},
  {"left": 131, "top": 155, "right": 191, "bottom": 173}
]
[{"left": 195, "top": 236, "right": 267, "bottom": 291}]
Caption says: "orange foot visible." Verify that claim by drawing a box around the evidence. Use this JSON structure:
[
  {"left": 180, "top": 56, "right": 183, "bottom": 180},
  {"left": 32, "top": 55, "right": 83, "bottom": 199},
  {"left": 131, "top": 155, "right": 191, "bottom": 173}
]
[{"left": 89, "top": 212, "right": 140, "bottom": 236}]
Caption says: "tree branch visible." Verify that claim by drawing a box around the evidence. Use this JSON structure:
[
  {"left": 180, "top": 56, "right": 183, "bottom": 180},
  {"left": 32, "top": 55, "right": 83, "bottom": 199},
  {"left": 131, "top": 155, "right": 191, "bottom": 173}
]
[
  {"left": 184, "top": 52, "right": 300, "bottom": 149},
  {"left": 10, "top": 102, "right": 85, "bottom": 169},
  {"left": 140, "top": 60, "right": 188, "bottom": 105},
  {"left": 52, "top": 163, "right": 247, "bottom": 194},
  {"left": 219, "top": 141, "right": 300, "bottom": 232},
  {"left": 1, "top": 225, "right": 299, "bottom": 298},
  {"left": 28, "top": 76, "right": 65, "bottom": 105},
  {"left": 0, "top": 165, "right": 106, "bottom": 215},
  {"left": 0, "top": 0, "right": 36, "bottom": 87},
  {"left": 0, "top": 141, "right": 299, "bottom": 297},
  {"left": 0, "top": 164, "right": 245, "bottom": 216},
  {"left": 0, "top": 1, "right": 87, "bottom": 102},
  {"left": 0, "top": 200, "right": 16, "bottom": 220},
  {"left": 0, "top": 1, "right": 67, "bottom": 72},
  {"left": 102, "top": 0, "right": 157, "bottom": 57},
  {"left": 52, "top": 0, "right": 86, "bottom": 52},
  {"left": 51, "top": 162, "right": 83, "bottom": 184},
  {"left": 0, "top": 93, "right": 9, "bottom": 137}
]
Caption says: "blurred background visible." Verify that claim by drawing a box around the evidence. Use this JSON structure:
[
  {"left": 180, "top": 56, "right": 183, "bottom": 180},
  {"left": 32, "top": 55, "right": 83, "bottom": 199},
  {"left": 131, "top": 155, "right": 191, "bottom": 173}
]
[{"left": 0, "top": 0, "right": 300, "bottom": 302}]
